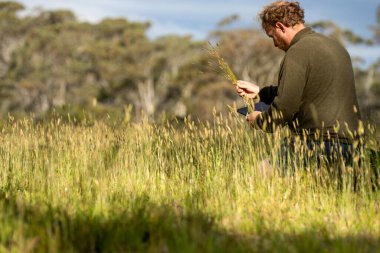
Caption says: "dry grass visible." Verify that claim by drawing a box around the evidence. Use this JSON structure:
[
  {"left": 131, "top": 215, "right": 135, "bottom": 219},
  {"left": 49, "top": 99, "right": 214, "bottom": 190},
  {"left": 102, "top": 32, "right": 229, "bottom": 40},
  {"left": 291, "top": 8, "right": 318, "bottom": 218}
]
[
  {"left": 207, "top": 43, "right": 255, "bottom": 113},
  {"left": 0, "top": 115, "right": 378, "bottom": 252}
]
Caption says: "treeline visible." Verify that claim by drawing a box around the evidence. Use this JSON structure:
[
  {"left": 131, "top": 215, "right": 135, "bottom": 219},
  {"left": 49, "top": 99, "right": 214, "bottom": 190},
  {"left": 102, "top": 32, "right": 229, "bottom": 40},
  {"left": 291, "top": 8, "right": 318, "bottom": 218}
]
[{"left": 0, "top": 1, "right": 379, "bottom": 122}]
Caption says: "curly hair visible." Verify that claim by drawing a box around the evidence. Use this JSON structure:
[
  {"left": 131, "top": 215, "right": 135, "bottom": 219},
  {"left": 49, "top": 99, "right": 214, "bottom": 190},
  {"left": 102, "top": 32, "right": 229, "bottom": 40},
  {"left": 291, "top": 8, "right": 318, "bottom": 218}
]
[{"left": 259, "top": 1, "right": 305, "bottom": 29}]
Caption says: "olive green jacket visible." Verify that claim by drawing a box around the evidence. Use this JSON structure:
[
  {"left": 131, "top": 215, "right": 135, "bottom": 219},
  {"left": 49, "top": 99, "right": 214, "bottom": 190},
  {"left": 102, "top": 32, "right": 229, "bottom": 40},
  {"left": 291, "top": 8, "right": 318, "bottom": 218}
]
[{"left": 257, "top": 27, "right": 361, "bottom": 142}]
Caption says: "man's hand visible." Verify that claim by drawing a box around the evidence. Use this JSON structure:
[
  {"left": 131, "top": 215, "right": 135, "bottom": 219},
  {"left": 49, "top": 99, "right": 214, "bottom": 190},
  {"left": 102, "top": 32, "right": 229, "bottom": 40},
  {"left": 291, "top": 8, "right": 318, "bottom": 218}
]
[
  {"left": 246, "top": 111, "right": 262, "bottom": 128},
  {"left": 236, "top": 80, "right": 260, "bottom": 99}
]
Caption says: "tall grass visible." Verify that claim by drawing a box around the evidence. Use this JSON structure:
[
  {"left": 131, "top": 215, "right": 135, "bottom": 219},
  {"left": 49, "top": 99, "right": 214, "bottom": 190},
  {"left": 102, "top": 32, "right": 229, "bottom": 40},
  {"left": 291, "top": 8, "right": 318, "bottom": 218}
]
[{"left": 0, "top": 115, "right": 379, "bottom": 252}]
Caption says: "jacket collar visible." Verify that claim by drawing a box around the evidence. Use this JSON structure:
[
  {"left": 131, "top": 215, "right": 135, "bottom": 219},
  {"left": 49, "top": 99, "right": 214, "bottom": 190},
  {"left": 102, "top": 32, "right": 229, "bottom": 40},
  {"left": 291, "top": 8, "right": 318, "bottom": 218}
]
[{"left": 290, "top": 27, "right": 313, "bottom": 47}]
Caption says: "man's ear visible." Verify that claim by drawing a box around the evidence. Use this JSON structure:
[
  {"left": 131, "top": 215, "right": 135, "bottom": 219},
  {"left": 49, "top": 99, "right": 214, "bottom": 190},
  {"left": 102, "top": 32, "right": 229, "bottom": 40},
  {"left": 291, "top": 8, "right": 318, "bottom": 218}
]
[{"left": 275, "top": 22, "right": 286, "bottom": 33}]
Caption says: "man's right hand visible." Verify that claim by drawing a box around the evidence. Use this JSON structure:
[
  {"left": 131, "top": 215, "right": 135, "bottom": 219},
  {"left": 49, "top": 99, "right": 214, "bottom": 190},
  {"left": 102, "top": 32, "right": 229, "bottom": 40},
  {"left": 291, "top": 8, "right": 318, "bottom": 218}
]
[{"left": 236, "top": 80, "right": 260, "bottom": 99}]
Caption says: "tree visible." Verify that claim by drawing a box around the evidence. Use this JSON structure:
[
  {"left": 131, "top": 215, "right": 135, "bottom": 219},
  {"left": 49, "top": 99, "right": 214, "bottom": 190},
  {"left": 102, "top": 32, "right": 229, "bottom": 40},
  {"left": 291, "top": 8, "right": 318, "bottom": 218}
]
[
  {"left": 0, "top": 2, "right": 26, "bottom": 78},
  {"left": 0, "top": 1, "right": 378, "bottom": 123}
]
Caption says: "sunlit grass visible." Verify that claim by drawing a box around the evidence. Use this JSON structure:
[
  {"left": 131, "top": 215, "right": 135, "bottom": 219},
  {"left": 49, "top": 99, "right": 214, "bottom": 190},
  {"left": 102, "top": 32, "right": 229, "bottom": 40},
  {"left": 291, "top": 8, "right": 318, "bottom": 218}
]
[{"left": 0, "top": 115, "right": 379, "bottom": 252}]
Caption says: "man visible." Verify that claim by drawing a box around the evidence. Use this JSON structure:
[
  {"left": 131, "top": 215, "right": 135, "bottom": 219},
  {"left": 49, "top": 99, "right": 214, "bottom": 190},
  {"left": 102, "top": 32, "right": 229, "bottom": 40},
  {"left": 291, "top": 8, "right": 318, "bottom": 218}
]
[{"left": 236, "top": 1, "right": 362, "bottom": 167}]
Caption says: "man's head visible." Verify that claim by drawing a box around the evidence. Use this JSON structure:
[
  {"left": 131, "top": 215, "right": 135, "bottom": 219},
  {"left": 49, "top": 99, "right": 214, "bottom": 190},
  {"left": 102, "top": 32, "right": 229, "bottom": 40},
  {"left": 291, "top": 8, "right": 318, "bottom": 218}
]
[{"left": 259, "top": 1, "right": 305, "bottom": 51}]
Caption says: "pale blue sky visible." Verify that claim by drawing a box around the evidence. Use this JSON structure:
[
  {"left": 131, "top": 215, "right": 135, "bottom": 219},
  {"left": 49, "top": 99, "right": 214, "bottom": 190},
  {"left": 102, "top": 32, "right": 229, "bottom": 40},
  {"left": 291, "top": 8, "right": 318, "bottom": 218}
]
[{"left": 17, "top": 0, "right": 380, "bottom": 66}]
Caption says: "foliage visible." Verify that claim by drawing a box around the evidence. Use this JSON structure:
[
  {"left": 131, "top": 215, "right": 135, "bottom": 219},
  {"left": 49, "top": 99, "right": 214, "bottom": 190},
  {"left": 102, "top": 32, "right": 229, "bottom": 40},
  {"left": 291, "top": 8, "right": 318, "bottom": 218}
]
[
  {"left": 0, "top": 2, "right": 379, "bottom": 123},
  {"left": 0, "top": 116, "right": 379, "bottom": 252}
]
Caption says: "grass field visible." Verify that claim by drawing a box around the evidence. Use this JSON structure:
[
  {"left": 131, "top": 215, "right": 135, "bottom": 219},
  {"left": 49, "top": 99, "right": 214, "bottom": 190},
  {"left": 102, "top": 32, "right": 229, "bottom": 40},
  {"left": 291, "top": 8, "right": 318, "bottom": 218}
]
[{"left": 0, "top": 114, "right": 379, "bottom": 253}]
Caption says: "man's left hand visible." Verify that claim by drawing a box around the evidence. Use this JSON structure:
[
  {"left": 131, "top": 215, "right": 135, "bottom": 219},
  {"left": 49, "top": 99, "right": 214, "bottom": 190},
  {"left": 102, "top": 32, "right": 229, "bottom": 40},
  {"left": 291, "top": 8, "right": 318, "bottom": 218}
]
[{"left": 246, "top": 111, "right": 262, "bottom": 127}]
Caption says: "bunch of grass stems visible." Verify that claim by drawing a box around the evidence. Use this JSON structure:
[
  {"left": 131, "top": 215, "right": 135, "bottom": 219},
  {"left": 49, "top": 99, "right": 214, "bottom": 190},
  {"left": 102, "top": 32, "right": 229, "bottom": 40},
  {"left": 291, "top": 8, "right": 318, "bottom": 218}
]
[{"left": 207, "top": 44, "right": 256, "bottom": 113}]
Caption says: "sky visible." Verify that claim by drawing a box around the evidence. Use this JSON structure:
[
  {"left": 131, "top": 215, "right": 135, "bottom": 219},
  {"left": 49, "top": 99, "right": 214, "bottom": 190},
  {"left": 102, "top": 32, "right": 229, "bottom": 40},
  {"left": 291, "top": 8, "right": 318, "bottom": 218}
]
[{"left": 16, "top": 0, "right": 380, "bottom": 66}]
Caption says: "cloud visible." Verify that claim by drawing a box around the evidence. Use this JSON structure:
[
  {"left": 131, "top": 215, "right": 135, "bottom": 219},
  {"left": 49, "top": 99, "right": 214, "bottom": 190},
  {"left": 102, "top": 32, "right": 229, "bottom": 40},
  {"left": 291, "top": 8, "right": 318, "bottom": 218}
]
[
  {"left": 17, "top": 0, "right": 380, "bottom": 50},
  {"left": 19, "top": 0, "right": 117, "bottom": 22},
  {"left": 147, "top": 20, "right": 207, "bottom": 39},
  {"left": 19, "top": 0, "right": 265, "bottom": 29}
]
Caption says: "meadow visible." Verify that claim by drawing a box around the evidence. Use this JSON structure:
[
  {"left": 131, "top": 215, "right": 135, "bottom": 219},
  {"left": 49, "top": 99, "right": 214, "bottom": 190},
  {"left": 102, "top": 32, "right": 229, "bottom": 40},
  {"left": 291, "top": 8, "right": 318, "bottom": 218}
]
[{"left": 0, "top": 113, "right": 379, "bottom": 253}]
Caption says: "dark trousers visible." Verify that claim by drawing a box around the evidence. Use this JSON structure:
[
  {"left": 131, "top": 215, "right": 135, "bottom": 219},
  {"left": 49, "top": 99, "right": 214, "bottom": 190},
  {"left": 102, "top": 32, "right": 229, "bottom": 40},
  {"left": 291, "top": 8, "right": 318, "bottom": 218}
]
[
  {"left": 278, "top": 137, "right": 364, "bottom": 190},
  {"left": 279, "top": 138, "right": 359, "bottom": 165}
]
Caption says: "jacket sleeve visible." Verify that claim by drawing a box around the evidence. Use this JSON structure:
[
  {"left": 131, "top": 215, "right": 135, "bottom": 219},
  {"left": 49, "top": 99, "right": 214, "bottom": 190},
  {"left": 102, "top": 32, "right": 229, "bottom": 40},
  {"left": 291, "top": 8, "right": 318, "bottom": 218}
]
[
  {"left": 256, "top": 52, "right": 307, "bottom": 131},
  {"left": 259, "top": 86, "right": 278, "bottom": 104}
]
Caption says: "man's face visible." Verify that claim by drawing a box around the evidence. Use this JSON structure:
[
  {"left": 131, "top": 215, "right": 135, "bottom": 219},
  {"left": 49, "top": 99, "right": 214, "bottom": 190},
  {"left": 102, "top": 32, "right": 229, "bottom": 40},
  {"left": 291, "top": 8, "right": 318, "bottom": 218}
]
[{"left": 265, "top": 25, "right": 288, "bottom": 51}]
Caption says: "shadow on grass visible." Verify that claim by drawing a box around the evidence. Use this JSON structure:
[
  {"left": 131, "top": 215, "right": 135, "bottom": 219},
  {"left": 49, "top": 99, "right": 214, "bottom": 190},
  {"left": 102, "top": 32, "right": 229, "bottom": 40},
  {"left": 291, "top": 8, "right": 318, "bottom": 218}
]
[{"left": 1, "top": 194, "right": 379, "bottom": 253}]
